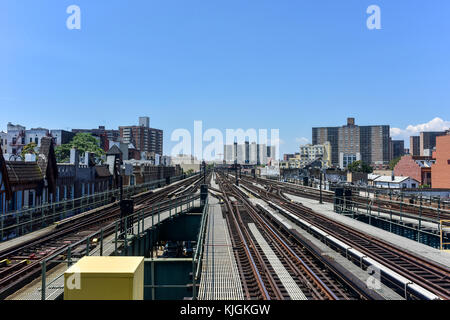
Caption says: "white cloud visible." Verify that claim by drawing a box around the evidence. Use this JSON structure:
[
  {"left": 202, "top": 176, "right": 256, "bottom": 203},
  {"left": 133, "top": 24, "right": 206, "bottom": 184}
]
[
  {"left": 295, "top": 137, "right": 309, "bottom": 145},
  {"left": 390, "top": 117, "right": 450, "bottom": 139}
]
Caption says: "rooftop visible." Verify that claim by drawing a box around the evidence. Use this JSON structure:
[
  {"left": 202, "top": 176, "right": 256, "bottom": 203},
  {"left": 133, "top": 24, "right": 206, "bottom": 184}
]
[{"left": 5, "top": 161, "right": 43, "bottom": 184}]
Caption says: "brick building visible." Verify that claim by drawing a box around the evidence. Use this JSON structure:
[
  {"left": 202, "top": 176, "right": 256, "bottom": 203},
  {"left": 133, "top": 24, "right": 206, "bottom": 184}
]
[
  {"left": 119, "top": 117, "right": 163, "bottom": 157},
  {"left": 393, "top": 155, "right": 434, "bottom": 186},
  {"left": 121, "top": 162, "right": 182, "bottom": 186},
  {"left": 431, "top": 133, "right": 450, "bottom": 189}
]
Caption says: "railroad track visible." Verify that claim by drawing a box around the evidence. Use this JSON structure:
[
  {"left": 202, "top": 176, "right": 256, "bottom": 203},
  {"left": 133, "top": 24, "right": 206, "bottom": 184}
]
[
  {"left": 237, "top": 177, "right": 450, "bottom": 300},
  {"left": 0, "top": 173, "right": 207, "bottom": 300},
  {"left": 243, "top": 176, "right": 450, "bottom": 222},
  {"left": 215, "top": 173, "right": 374, "bottom": 300}
]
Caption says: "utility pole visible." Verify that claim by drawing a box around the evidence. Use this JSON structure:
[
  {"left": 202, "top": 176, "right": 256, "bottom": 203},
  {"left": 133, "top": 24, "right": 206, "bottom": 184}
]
[
  {"left": 202, "top": 160, "right": 206, "bottom": 184},
  {"left": 235, "top": 160, "right": 239, "bottom": 186},
  {"left": 319, "top": 170, "right": 323, "bottom": 204}
]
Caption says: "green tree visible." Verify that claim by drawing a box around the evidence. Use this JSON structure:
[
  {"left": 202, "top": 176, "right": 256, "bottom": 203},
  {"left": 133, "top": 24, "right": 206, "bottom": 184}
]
[
  {"left": 347, "top": 160, "right": 373, "bottom": 173},
  {"left": 21, "top": 142, "right": 37, "bottom": 159},
  {"left": 55, "top": 133, "right": 105, "bottom": 163},
  {"left": 389, "top": 156, "right": 402, "bottom": 170}
]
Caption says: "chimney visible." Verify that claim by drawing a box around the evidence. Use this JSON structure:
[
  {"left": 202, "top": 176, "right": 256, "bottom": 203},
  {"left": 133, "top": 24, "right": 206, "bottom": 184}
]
[
  {"left": 25, "top": 154, "right": 36, "bottom": 162},
  {"left": 84, "top": 152, "right": 90, "bottom": 166},
  {"left": 70, "top": 148, "right": 79, "bottom": 167}
]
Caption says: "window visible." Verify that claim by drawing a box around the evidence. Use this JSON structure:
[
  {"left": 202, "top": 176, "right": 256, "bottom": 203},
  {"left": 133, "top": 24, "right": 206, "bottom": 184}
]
[
  {"left": 29, "top": 191, "right": 34, "bottom": 207},
  {"left": 35, "top": 137, "right": 38, "bottom": 144}
]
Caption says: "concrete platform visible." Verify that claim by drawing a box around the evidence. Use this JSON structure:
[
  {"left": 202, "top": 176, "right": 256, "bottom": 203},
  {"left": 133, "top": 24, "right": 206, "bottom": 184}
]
[
  {"left": 0, "top": 224, "right": 57, "bottom": 252},
  {"left": 198, "top": 196, "right": 244, "bottom": 300},
  {"left": 284, "top": 193, "right": 450, "bottom": 269}
]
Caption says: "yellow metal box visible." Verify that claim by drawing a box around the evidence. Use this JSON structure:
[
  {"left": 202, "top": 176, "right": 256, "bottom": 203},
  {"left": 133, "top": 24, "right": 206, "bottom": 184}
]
[{"left": 64, "top": 256, "right": 144, "bottom": 300}]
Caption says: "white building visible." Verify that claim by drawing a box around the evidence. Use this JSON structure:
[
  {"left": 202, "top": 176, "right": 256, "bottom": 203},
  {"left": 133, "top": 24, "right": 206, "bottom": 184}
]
[
  {"left": 171, "top": 154, "right": 201, "bottom": 173},
  {"left": 249, "top": 142, "right": 258, "bottom": 165},
  {"left": 267, "top": 145, "right": 277, "bottom": 161},
  {"left": 371, "top": 175, "right": 420, "bottom": 189},
  {"left": 236, "top": 144, "right": 246, "bottom": 164},
  {"left": 258, "top": 143, "right": 267, "bottom": 165},
  {"left": 260, "top": 165, "right": 280, "bottom": 178},
  {"left": 223, "top": 142, "right": 274, "bottom": 165},
  {"left": 280, "top": 142, "right": 331, "bottom": 169},
  {"left": 161, "top": 155, "right": 172, "bottom": 166},
  {"left": 25, "top": 128, "right": 50, "bottom": 149},
  {"left": 0, "top": 131, "right": 6, "bottom": 154},
  {"left": 1, "top": 123, "right": 52, "bottom": 157}
]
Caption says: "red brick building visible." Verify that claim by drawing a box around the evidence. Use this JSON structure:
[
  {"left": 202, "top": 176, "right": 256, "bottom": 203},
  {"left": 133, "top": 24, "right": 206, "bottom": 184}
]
[
  {"left": 431, "top": 133, "right": 450, "bottom": 188},
  {"left": 393, "top": 155, "right": 433, "bottom": 186}
]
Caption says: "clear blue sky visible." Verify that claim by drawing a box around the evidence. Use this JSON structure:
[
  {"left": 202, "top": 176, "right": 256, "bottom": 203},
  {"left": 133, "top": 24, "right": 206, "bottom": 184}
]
[{"left": 1, "top": 0, "right": 450, "bottom": 156}]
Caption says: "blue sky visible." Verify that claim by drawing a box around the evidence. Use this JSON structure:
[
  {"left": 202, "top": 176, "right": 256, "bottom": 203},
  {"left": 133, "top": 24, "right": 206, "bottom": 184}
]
[{"left": 1, "top": 0, "right": 450, "bottom": 156}]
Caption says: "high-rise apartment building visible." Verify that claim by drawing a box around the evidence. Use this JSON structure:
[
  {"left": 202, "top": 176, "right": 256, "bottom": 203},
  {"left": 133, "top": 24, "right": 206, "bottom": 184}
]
[
  {"left": 223, "top": 142, "right": 273, "bottom": 165},
  {"left": 390, "top": 139, "right": 405, "bottom": 159},
  {"left": 409, "top": 136, "right": 420, "bottom": 156},
  {"left": 224, "top": 144, "right": 235, "bottom": 163},
  {"left": 119, "top": 117, "right": 163, "bottom": 156},
  {"left": 312, "top": 118, "right": 390, "bottom": 168},
  {"left": 149, "top": 128, "right": 163, "bottom": 156},
  {"left": 420, "top": 131, "right": 446, "bottom": 156}
]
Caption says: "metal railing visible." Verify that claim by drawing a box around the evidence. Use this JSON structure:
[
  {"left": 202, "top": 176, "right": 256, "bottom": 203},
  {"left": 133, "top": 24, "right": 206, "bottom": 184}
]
[
  {"left": 38, "top": 193, "right": 200, "bottom": 300},
  {"left": 192, "top": 195, "right": 209, "bottom": 299},
  {"left": 333, "top": 194, "right": 445, "bottom": 248},
  {"left": 440, "top": 220, "right": 450, "bottom": 251}
]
